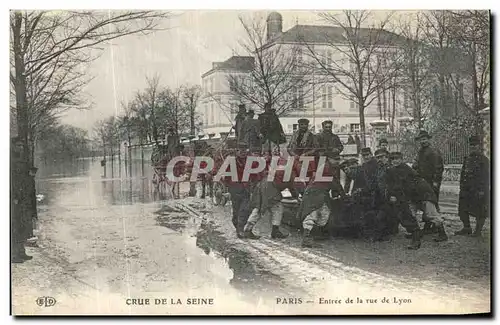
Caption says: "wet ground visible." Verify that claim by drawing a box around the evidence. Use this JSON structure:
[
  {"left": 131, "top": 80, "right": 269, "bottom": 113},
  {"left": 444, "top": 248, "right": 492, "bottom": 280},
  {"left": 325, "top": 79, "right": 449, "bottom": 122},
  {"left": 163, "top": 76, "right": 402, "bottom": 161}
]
[{"left": 11, "top": 158, "right": 491, "bottom": 315}]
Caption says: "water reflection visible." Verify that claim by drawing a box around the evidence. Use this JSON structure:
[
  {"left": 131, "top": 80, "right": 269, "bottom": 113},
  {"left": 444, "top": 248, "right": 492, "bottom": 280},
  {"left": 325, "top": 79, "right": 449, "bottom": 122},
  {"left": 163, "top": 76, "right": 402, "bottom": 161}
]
[{"left": 35, "top": 157, "right": 168, "bottom": 207}]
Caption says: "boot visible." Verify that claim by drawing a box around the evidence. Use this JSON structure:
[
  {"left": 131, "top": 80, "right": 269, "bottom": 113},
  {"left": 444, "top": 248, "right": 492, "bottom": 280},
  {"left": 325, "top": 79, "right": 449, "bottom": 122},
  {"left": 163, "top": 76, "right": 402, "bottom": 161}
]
[
  {"left": 422, "top": 222, "right": 436, "bottom": 235},
  {"left": 434, "top": 224, "right": 448, "bottom": 242},
  {"left": 19, "top": 249, "right": 33, "bottom": 261},
  {"left": 271, "top": 225, "right": 289, "bottom": 239},
  {"left": 302, "top": 229, "right": 321, "bottom": 248},
  {"left": 243, "top": 230, "right": 261, "bottom": 240},
  {"left": 455, "top": 227, "right": 472, "bottom": 236},
  {"left": 407, "top": 229, "right": 422, "bottom": 250},
  {"left": 472, "top": 218, "right": 486, "bottom": 237},
  {"left": 404, "top": 228, "right": 421, "bottom": 239}
]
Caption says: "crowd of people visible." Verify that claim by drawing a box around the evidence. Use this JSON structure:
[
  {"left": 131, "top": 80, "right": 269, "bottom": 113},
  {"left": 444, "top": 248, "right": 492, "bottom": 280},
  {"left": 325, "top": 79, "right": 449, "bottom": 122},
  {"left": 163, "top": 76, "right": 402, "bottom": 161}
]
[{"left": 185, "top": 104, "right": 490, "bottom": 251}]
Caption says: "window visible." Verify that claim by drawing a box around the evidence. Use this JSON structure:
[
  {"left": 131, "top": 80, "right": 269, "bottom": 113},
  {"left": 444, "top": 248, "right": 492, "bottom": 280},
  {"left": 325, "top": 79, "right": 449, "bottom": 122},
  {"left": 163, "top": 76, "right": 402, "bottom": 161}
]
[
  {"left": 403, "top": 88, "right": 409, "bottom": 110},
  {"left": 210, "top": 78, "right": 214, "bottom": 93},
  {"left": 291, "top": 86, "right": 304, "bottom": 109},
  {"left": 350, "top": 123, "right": 360, "bottom": 133},
  {"left": 322, "top": 85, "right": 333, "bottom": 109},
  {"left": 350, "top": 95, "right": 359, "bottom": 111}
]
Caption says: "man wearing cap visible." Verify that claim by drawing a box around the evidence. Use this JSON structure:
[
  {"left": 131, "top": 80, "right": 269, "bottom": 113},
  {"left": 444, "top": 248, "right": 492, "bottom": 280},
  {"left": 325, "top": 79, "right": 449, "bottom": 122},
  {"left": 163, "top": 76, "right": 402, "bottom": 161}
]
[
  {"left": 378, "top": 138, "right": 389, "bottom": 151},
  {"left": 413, "top": 130, "right": 444, "bottom": 217},
  {"left": 243, "top": 154, "right": 299, "bottom": 240},
  {"left": 315, "top": 120, "right": 344, "bottom": 156},
  {"left": 388, "top": 151, "right": 448, "bottom": 243},
  {"left": 258, "top": 102, "right": 287, "bottom": 155},
  {"left": 287, "top": 118, "right": 316, "bottom": 157},
  {"left": 235, "top": 104, "right": 247, "bottom": 144},
  {"left": 241, "top": 109, "right": 262, "bottom": 153},
  {"left": 298, "top": 150, "right": 345, "bottom": 247},
  {"left": 219, "top": 142, "right": 256, "bottom": 238},
  {"left": 455, "top": 135, "right": 490, "bottom": 237},
  {"left": 371, "top": 148, "right": 399, "bottom": 241}
]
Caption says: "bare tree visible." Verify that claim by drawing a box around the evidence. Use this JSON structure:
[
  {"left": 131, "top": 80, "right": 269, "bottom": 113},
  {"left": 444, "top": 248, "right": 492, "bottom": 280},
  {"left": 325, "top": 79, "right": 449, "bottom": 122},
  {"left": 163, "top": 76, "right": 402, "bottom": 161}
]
[
  {"left": 302, "top": 10, "right": 402, "bottom": 145},
  {"left": 181, "top": 85, "right": 203, "bottom": 136},
  {"left": 10, "top": 10, "right": 172, "bottom": 167},
  {"left": 394, "top": 12, "right": 437, "bottom": 128},
  {"left": 227, "top": 15, "right": 313, "bottom": 116}
]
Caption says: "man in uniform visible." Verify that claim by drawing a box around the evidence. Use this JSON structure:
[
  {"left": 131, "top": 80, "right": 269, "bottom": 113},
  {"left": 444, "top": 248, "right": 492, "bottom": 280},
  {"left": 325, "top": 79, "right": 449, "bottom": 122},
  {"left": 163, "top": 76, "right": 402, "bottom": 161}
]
[
  {"left": 298, "top": 151, "right": 345, "bottom": 248},
  {"left": 391, "top": 151, "right": 448, "bottom": 243},
  {"left": 413, "top": 130, "right": 444, "bottom": 219},
  {"left": 287, "top": 118, "right": 316, "bottom": 157},
  {"left": 241, "top": 110, "right": 261, "bottom": 153},
  {"left": 234, "top": 104, "right": 247, "bottom": 144},
  {"left": 385, "top": 151, "right": 423, "bottom": 249},
  {"left": 315, "top": 120, "right": 344, "bottom": 155},
  {"left": 455, "top": 135, "right": 490, "bottom": 237},
  {"left": 220, "top": 142, "right": 254, "bottom": 238},
  {"left": 243, "top": 155, "right": 298, "bottom": 239},
  {"left": 378, "top": 138, "right": 389, "bottom": 151},
  {"left": 11, "top": 137, "right": 33, "bottom": 263},
  {"left": 258, "top": 102, "right": 287, "bottom": 155}
]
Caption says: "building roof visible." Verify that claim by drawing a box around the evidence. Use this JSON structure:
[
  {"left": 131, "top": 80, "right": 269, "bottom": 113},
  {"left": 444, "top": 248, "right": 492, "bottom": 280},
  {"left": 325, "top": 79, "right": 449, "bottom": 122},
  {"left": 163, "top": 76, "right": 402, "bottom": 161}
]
[
  {"left": 266, "top": 24, "right": 406, "bottom": 47},
  {"left": 202, "top": 56, "right": 254, "bottom": 78}
]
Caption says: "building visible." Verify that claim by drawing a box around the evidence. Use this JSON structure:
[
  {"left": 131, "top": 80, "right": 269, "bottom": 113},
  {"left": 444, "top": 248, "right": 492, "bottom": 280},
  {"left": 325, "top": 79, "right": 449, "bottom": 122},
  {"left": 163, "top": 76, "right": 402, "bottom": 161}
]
[{"left": 199, "top": 11, "right": 410, "bottom": 138}]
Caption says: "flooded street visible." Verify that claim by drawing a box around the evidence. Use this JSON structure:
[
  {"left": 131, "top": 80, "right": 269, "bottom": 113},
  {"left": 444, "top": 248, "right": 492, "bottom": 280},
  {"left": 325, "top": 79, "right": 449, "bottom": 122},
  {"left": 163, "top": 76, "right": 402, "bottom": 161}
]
[{"left": 11, "top": 158, "right": 491, "bottom": 315}]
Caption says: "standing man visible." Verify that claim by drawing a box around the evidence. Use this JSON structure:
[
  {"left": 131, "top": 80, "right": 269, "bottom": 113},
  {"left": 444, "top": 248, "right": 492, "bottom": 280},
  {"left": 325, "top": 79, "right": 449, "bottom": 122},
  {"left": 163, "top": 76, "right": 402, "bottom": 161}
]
[
  {"left": 234, "top": 104, "right": 247, "bottom": 145},
  {"left": 455, "top": 136, "right": 490, "bottom": 237},
  {"left": 287, "top": 118, "right": 316, "bottom": 157},
  {"left": 258, "top": 102, "right": 287, "bottom": 155},
  {"left": 413, "top": 130, "right": 444, "bottom": 233},
  {"left": 11, "top": 137, "right": 33, "bottom": 263},
  {"left": 241, "top": 110, "right": 261, "bottom": 154},
  {"left": 220, "top": 142, "right": 254, "bottom": 238},
  {"left": 315, "top": 120, "right": 344, "bottom": 155}
]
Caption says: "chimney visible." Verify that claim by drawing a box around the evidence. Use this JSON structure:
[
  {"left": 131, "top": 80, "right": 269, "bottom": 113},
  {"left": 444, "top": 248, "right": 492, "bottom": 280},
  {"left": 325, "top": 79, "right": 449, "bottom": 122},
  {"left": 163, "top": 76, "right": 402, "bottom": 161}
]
[{"left": 266, "top": 12, "right": 283, "bottom": 42}]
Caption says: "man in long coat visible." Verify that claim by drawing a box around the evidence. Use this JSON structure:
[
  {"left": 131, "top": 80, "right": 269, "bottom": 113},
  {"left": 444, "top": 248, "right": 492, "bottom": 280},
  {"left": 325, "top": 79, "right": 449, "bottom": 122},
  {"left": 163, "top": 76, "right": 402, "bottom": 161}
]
[
  {"left": 455, "top": 135, "right": 490, "bottom": 237},
  {"left": 258, "top": 102, "right": 287, "bottom": 155},
  {"left": 234, "top": 104, "right": 247, "bottom": 144},
  {"left": 241, "top": 110, "right": 262, "bottom": 153},
  {"left": 287, "top": 118, "right": 317, "bottom": 194},
  {"left": 413, "top": 130, "right": 444, "bottom": 217},
  {"left": 315, "top": 120, "right": 344, "bottom": 155}
]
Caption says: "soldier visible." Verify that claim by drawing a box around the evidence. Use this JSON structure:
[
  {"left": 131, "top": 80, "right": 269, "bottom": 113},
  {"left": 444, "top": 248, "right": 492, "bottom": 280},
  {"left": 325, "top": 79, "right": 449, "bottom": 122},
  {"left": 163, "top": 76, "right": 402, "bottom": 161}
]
[
  {"left": 11, "top": 137, "right": 33, "bottom": 263},
  {"left": 455, "top": 136, "right": 490, "bottom": 237},
  {"left": 287, "top": 118, "right": 316, "bottom": 157},
  {"left": 258, "top": 102, "right": 287, "bottom": 155},
  {"left": 243, "top": 155, "right": 298, "bottom": 239},
  {"left": 315, "top": 120, "right": 344, "bottom": 155},
  {"left": 298, "top": 151, "right": 345, "bottom": 248},
  {"left": 372, "top": 148, "right": 399, "bottom": 241},
  {"left": 241, "top": 110, "right": 261, "bottom": 153},
  {"left": 385, "top": 152, "right": 423, "bottom": 249},
  {"left": 413, "top": 130, "right": 444, "bottom": 219},
  {"left": 234, "top": 104, "right": 247, "bottom": 144},
  {"left": 391, "top": 151, "right": 448, "bottom": 242},
  {"left": 378, "top": 138, "right": 389, "bottom": 151},
  {"left": 220, "top": 142, "right": 254, "bottom": 238}
]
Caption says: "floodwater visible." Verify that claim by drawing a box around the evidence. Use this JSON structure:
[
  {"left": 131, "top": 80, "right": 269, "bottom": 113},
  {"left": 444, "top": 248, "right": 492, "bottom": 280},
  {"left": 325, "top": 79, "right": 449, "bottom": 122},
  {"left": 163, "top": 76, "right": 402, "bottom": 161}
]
[{"left": 32, "top": 157, "right": 301, "bottom": 313}]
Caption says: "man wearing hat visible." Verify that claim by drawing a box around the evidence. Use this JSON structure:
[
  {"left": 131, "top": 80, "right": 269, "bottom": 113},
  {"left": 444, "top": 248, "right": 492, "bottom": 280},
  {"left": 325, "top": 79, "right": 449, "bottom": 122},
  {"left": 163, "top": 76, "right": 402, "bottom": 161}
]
[
  {"left": 287, "top": 118, "right": 316, "bottom": 157},
  {"left": 455, "top": 135, "right": 490, "bottom": 237},
  {"left": 413, "top": 130, "right": 444, "bottom": 215},
  {"left": 219, "top": 142, "right": 256, "bottom": 238},
  {"left": 315, "top": 120, "right": 344, "bottom": 156},
  {"left": 378, "top": 138, "right": 389, "bottom": 151},
  {"left": 388, "top": 151, "right": 448, "bottom": 244},
  {"left": 297, "top": 150, "right": 345, "bottom": 247},
  {"left": 258, "top": 102, "right": 287, "bottom": 154},
  {"left": 241, "top": 109, "right": 262, "bottom": 153},
  {"left": 234, "top": 104, "right": 247, "bottom": 144}
]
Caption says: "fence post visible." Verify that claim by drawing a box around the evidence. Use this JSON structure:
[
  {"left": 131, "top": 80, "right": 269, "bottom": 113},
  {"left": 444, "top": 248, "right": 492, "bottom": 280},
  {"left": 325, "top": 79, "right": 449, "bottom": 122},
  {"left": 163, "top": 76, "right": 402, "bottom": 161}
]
[
  {"left": 479, "top": 107, "right": 490, "bottom": 159},
  {"left": 370, "top": 120, "right": 389, "bottom": 152}
]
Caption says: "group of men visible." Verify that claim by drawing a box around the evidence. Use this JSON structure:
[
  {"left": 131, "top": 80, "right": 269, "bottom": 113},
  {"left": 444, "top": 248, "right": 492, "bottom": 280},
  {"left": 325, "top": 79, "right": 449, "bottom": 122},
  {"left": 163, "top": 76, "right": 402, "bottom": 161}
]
[{"left": 216, "top": 113, "right": 490, "bottom": 251}]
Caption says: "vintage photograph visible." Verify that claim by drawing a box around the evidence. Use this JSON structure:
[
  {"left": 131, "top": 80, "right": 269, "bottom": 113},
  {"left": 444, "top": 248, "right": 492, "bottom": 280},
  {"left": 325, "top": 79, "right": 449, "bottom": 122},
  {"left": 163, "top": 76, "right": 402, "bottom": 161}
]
[{"left": 9, "top": 9, "right": 491, "bottom": 315}]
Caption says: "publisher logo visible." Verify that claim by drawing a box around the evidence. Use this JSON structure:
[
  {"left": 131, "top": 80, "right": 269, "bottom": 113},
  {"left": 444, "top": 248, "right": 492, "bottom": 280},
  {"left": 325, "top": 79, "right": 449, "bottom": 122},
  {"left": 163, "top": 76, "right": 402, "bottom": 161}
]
[{"left": 36, "top": 296, "right": 57, "bottom": 307}]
